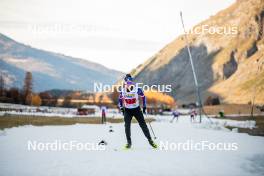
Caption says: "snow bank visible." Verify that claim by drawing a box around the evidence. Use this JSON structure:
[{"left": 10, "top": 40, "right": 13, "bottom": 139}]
[{"left": 196, "top": 118, "right": 256, "bottom": 131}]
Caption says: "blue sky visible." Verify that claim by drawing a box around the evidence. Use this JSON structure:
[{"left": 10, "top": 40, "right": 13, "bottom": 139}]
[{"left": 0, "top": 0, "right": 235, "bottom": 72}]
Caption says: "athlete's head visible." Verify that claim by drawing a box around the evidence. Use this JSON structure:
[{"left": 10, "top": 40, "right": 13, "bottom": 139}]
[
  {"left": 124, "top": 74, "right": 133, "bottom": 82},
  {"left": 124, "top": 80, "right": 135, "bottom": 92}
]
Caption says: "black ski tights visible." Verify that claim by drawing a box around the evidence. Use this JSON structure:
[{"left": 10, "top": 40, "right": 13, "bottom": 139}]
[{"left": 124, "top": 107, "right": 152, "bottom": 144}]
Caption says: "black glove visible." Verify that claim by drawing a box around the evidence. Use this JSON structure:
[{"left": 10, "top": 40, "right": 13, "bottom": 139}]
[
  {"left": 143, "top": 107, "right": 147, "bottom": 114},
  {"left": 120, "top": 107, "right": 125, "bottom": 115}
]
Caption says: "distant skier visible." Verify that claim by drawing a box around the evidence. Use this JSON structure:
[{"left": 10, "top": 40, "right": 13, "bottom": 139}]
[
  {"left": 170, "top": 110, "right": 180, "bottom": 123},
  {"left": 119, "top": 74, "right": 157, "bottom": 149},
  {"left": 101, "top": 106, "right": 107, "bottom": 124},
  {"left": 189, "top": 108, "right": 197, "bottom": 123}
]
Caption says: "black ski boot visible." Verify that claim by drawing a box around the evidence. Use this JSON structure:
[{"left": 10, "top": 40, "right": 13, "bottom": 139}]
[
  {"left": 124, "top": 143, "right": 132, "bottom": 149},
  {"left": 149, "top": 139, "right": 158, "bottom": 149}
]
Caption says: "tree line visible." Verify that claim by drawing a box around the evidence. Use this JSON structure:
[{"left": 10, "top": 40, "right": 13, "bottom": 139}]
[
  {"left": 0, "top": 72, "right": 177, "bottom": 109},
  {"left": 0, "top": 72, "right": 42, "bottom": 106}
]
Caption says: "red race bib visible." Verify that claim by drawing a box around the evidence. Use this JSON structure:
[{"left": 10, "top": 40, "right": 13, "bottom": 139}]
[{"left": 125, "top": 98, "right": 136, "bottom": 104}]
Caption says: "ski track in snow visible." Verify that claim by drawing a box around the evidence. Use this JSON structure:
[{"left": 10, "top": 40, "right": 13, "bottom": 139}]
[{"left": 0, "top": 116, "right": 264, "bottom": 176}]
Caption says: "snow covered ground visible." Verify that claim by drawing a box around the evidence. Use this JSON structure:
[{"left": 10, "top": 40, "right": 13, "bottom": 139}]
[
  {"left": 0, "top": 116, "right": 264, "bottom": 176},
  {"left": 0, "top": 102, "right": 121, "bottom": 118}
]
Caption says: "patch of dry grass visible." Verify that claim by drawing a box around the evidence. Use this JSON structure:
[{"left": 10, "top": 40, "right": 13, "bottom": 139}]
[
  {"left": 0, "top": 115, "right": 155, "bottom": 130},
  {"left": 203, "top": 104, "right": 262, "bottom": 115}
]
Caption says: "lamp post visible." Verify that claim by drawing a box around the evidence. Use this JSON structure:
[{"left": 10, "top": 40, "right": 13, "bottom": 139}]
[
  {"left": 251, "top": 59, "right": 263, "bottom": 118},
  {"left": 180, "top": 12, "right": 203, "bottom": 123}
]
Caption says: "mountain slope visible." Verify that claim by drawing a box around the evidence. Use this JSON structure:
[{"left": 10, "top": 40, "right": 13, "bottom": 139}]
[
  {"left": 0, "top": 33, "right": 123, "bottom": 91},
  {"left": 132, "top": 0, "right": 264, "bottom": 104}
]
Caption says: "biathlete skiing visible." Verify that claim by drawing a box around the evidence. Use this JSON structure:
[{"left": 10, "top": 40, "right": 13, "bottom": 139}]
[
  {"left": 170, "top": 109, "right": 180, "bottom": 123},
  {"left": 189, "top": 108, "right": 197, "bottom": 123},
  {"left": 118, "top": 74, "right": 158, "bottom": 149}
]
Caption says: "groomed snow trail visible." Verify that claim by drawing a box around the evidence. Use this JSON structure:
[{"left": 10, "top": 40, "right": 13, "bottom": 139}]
[{"left": 0, "top": 116, "right": 264, "bottom": 176}]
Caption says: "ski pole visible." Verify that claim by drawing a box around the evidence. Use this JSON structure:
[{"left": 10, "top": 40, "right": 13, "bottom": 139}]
[
  {"left": 146, "top": 113, "right": 157, "bottom": 139},
  {"left": 149, "top": 122, "right": 157, "bottom": 139}
]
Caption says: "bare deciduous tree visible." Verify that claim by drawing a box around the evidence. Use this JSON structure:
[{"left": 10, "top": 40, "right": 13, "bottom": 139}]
[
  {"left": 23, "top": 72, "right": 33, "bottom": 105},
  {"left": 0, "top": 73, "right": 5, "bottom": 97}
]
